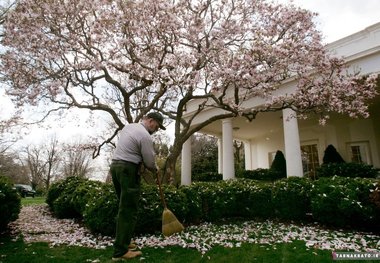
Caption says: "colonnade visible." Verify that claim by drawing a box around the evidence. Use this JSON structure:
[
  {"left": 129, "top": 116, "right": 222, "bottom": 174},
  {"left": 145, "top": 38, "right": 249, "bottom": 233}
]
[{"left": 180, "top": 109, "right": 303, "bottom": 185}]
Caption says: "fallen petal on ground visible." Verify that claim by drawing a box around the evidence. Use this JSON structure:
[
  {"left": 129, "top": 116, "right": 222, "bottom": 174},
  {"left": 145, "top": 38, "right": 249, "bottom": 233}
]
[{"left": 9, "top": 204, "right": 380, "bottom": 255}]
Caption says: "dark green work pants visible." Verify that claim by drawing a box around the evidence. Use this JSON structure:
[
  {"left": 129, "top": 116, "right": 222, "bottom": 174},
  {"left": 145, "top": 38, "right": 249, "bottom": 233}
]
[{"left": 110, "top": 161, "right": 141, "bottom": 258}]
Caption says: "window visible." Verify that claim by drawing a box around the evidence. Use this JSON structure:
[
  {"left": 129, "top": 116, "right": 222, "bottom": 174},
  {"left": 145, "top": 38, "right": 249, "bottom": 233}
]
[
  {"left": 347, "top": 141, "right": 371, "bottom": 164},
  {"left": 301, "top": 144, "right": 320, "bottom": 178}
]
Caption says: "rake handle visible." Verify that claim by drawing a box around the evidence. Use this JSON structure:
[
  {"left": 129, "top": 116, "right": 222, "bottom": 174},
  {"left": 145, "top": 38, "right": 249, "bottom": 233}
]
[{"left": 156, "top": 171, "right": 168, "bottom": 209}]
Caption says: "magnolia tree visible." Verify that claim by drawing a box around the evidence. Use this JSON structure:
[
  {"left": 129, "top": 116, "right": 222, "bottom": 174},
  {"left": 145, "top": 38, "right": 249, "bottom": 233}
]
[
  {"left": 0, "top": 0, "right": 17, "bottom": 124},
  {"left": 0, "top": 0, "right": 377, "bottom": 182},
  {"left": 0, "top": 0, "right": 16, "bottom": 36}
]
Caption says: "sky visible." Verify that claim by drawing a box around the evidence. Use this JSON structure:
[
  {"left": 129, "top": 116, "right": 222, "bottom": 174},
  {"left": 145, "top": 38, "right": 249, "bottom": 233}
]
[
  {"left": 2, "top": 0, "right": 380, "bottom": 138},
  {"left": 1, "top": 0, "right": 380, "bottom": 179},
  {"left": 282, "top": 0, "right": 380, "bottom": 43}
]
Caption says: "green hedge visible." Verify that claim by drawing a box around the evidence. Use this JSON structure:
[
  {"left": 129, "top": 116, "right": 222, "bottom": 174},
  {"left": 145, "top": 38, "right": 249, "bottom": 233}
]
[
  {"left": 316, "top": 163, "right": 379, "bottom": 179},
  {"left": 82, "top": 183, "right": 118, "bottom": 236},
  {"left": 46, "top": 178, "right": 189, "bottom": 236},
  {"left": 46, "top": 175, "right": 380, "bottom": 237},
  {"left": 192, "top": 172, "right": 222, "bottom": 182},
  {"left": 272, "top": 177, "right": 312, "bottom": 221},
  {"left": 186, "top": 180, "right": 274, "bottom": 221},
  {"left": 47, "top": 176, "right": 87, "bottom": 219},
  {"left": 0, "top": 176, "right": 21, "bottom": 232},
  {"left": 311, "top": 176, "right": 380, "bottom": 230},
  {"left": 237, "top": 168, "right": 283, "bottom": 181}
]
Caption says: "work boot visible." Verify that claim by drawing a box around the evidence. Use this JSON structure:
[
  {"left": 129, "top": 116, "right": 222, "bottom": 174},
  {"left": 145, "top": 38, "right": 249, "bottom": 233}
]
[
  {"left": 112, "top": 250, "right": 142, "bottom": 261},
  {"left": 128, "top": 242, "right": 137, "bottom": 250}
]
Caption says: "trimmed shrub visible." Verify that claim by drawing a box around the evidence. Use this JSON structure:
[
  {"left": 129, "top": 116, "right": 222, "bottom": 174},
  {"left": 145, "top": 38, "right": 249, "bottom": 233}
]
[
  {"left": 189, "top": 179, "right": 275, "bottom": 221},
  {"left": 46, "top": 174, "right": 380, "bottom": 236},
  {"left": 135, "top": 184, "right": 162, "bottom": 234},
  {"left": 270, "top": 150, "right": 287, "bottom": 179},
  {"left": 83, "top": 183, "right": 118, "bottom": 236},
  {"left": 192, "top": 172, "right": 222, "bottom": 182},
  {"left": 46, "top": 178, "right": 67, "bottom": 208},
  {"left": 311, "top": 176, "right": 380, "bottom": 231},
  {"left": 369, "top": 186, "right": 380, "bottom": 209},
  {"left": 179, "top": 185, "right": 203, "bottom": 223},
  {"left": 83, "top": 182, "right": 189, "bottom": 236},
  {"left": 237, "top": 168, "right": 282, "bottom": 181},
  {"left": 71, "top": 179, "right": 104, "bottom": 215},
  {"left": 135, "top": 183, "right": 189, "bottom": 234},
  {"left": 233, "top": 179, "right": 274, "bottom": 219},
  {"left": 212, "top": 180, "right": 249, "bottom": 219},
  {"left": 316, "top": 162, "right": 379, "bottom": 179},
  {"left": 0, "top": 176, "right": 21, "bottom": 232},
  {"left": 194, "top": 180, "right": 239, "bottom": 220},
  {"left": 47, "top": 176, "right": 89, "bottom": 219},
  {"left": 47, "top": 177, "right": 118, "bottom": 236},
  {"left": 322, "top": 144, "right": 345, "bottom": 164},
  {"left": 189, "top": 181, "right": 227, "bottom": 221},
  {"left": 160, "top": 185, "right": 189, "bottom": 222},
  {"left": 272, "top": 177, "right": 312, "bottom": 221}
]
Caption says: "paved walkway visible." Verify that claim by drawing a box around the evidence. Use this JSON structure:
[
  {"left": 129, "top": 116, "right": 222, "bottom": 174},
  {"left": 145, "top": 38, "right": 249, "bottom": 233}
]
[{"left": 9, "top": 204, "right": 113, "bottom": 249}]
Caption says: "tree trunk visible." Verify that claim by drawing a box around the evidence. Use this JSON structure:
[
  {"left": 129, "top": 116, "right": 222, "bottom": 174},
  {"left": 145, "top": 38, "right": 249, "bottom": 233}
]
[{"left": 163, "top": 137, "right": 184, "bottom": 186}]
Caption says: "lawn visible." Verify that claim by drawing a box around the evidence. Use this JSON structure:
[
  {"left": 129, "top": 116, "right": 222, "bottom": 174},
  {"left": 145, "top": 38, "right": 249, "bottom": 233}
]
[
  {"left": 20, "top": 196, "right": 46, "bottom": 206},
  {"left": 0, "top": 236, "right": 335, "bottom": 263},
  {"left": 2, "top": 237, "right": 379, "bottom": 263},
  {"left": 1, "top": 199, "right": 378, "bottom": 263}
]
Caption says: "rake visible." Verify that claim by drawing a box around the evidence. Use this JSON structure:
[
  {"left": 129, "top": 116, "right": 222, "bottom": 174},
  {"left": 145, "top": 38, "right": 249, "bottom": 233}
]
[{"left": 155, "top": 171, "right": 184, "bottom": 237}]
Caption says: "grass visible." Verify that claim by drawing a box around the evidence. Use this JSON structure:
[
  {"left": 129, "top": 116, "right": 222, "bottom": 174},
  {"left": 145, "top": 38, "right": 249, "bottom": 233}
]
[
  {"left": 0, "top": 236, "right": 338, "bottom": 263},
  {"left": 20, "top": 196, "right": 46, "bottom": 206},
  {"left": 3, "top": 233, "right": 378, "bottom": 263},
  {"left": 3, "top": 239, "right": 378, "bottom": 263},
  {"left": 1, "top": 199, "right": 377, "bottom": 263}
]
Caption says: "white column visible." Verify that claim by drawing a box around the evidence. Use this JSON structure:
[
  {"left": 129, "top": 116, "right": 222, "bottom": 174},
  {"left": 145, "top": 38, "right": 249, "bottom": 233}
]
[
  {"left": 222, "top": 119, "right": 235, "bottom": 180},
  {"left": 282, "top": 108, "right": 303, "bottom": 177},
  {"left": 181, "top": 138, "right": 192, "bottom": 185},
  {"left": 244, "top": 141, "right": 252, "bottom": 170},
  {"left": 218, "top": 138, "right": 223, "bottom": 174}
]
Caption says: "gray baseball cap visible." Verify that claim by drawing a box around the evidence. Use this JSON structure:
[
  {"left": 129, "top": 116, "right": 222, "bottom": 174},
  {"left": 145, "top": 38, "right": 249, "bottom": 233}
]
[{"left": 147, "top": 112, "right": 166, "bottom": 130}]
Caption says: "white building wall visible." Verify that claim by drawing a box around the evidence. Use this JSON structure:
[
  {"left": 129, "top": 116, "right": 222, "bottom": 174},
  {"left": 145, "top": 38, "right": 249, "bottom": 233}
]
[
  {"left": 298, "top": 126, "right": 329, "bottom": 165},
  {"left": 250, "top": 141, "right": 259, "bottom": 169},
  {"left": 297, "top": 117, "right": 380, "bottom": 168},
  {"left": 345, "top": 119, "right": 379, "bottom": 166},
  {"left": 247, "top": 116, "right": 380, "bottom": 171},
  {"left": 249, "top": 133, "right": 284, "bottom": 169}
]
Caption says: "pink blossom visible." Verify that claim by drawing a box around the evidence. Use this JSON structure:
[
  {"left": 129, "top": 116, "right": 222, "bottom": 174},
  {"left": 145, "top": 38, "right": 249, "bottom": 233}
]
[{"left": 9, "top": 205, "right": 380, "bottom": 256}]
